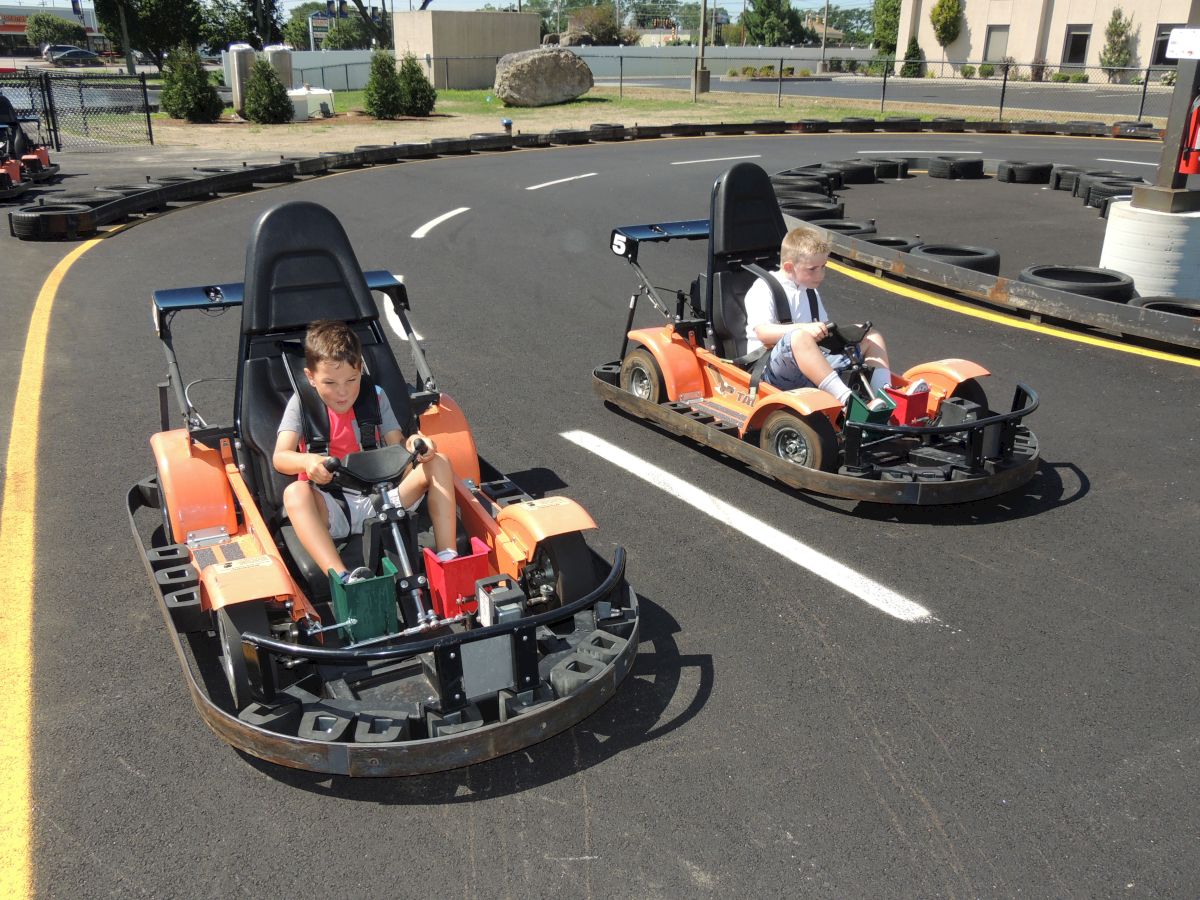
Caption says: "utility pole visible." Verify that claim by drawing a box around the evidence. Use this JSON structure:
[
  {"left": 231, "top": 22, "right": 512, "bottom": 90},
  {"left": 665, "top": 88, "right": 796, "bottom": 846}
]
[{"left": 820, "top": 0, "right": 829, "bottom": 68}]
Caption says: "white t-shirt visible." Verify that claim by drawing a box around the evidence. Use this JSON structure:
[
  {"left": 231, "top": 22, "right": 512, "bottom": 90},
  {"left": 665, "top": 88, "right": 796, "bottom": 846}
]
[{"left": 743, "top": 270, "right": 829, "bottom": 353}]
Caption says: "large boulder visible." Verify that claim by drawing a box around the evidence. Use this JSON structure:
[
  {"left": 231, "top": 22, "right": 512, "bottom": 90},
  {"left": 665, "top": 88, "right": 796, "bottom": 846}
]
[
  {"left": 560, "top": 30, "right": 594, "bottom": 46},
  {"left": 494, "top": 48, "right": 594, "bottom": 108}
]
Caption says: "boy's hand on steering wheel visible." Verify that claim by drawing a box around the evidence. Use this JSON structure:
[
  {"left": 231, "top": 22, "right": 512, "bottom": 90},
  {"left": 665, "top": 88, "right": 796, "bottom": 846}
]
[
  {"left": 306, "top": 454, "right": 335, "bottom": 485},
  {"left": 406, "top": 433, "right": 436, "bottom": 462},
  {"left": 800, "top": 321, "right": 830, "bottom": 340}
]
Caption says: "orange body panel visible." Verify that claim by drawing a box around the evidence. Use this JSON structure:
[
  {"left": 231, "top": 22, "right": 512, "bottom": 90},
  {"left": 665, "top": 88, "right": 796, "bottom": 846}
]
[
  {"left": 496, "top": 497, "right": 597, "bottom": 559},
  {"left": 152, "top": 430, "right": 238, "bottom": 545},
  {"left": 200, "top": 553, "right": 296, "bottom": 611},
  {"left": 627, "top": 326, "right": 706, "bottom": 399},
  {"left": 418, "top": 393, "right": 481, "bottom": 485},
  {"left": 451, "top": 481, "right": 528, "bottom": 579},
  {"left": 900, "top": 359, "right": 990, "bottom": 402},
  {"left": 747, "top": 387, "right": 844, "bottom": 431}
]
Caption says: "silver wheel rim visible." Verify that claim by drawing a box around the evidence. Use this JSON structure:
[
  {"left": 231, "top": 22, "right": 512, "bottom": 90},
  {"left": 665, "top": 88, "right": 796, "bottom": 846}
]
[
  {"left": 218, "top": 614, "right": 237, "bottom": 698},
  {"left": 628, "top": 365, "right": 652, "bottom": 400},
  {"left": 773, "top": 426, "right": 811, "bottom": 466}
]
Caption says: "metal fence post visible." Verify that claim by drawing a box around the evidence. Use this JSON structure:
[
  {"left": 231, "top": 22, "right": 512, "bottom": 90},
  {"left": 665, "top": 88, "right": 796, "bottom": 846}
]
[
  {"left": 620, "top": 55, "right": 623, "bottom": 99},
  {"left": 444, "top": 57, "right": 450, "bottom": 90},
  {"left": 1137, "top": 65, "right": 1151, "bottom": 120},
  {"left": 141, "top": 72, "right": 154, "bottom": 145},
  {"left": 998, "top": 62, "right": 1009, "bottom": 120},
  {"left": 880, "top": 59, "right": 888, "bottom": 114},
  {"left": 777, "top": 57, "right": 784, "bottom": 108}
]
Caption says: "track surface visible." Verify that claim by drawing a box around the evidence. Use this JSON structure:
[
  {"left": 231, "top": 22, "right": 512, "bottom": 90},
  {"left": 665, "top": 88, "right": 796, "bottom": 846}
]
[{"left": 6, "top": 133, "right": 1199, "bottom": 898}]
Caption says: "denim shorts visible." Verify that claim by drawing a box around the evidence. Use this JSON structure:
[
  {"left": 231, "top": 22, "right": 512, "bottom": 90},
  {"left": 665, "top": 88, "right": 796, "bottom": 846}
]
[{"left": 763, "top": 332, "right": 852, "bottom": 391}]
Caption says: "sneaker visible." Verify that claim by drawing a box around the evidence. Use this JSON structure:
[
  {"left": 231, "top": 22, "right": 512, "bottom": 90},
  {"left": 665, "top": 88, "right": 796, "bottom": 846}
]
[
  {"left": 343, "top": 566, "right": 374, "bottom": 584},
  {"left": 435, "top": 548, "right": 459, "bottom": 563},
  {"left": 906, "top": 378, "right": 930, "bottom": 395}
]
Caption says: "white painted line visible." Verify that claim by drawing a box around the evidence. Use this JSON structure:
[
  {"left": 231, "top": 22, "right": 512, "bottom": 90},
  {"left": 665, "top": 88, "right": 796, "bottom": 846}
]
[
  {"left": 856, "top": 149, "right": 982, "bottom": 154},
  {"left": 377, "top": 274, "right": 423, "bottom": 342},
  {"left": 410, "top": 207, "right": 469, "bottom": 238},
  {"left": 1096, "top": 158, "right": 1157, "bottom": 167},
  {"left": 526, "top": 173, "right": 597, "bottom": 191},
  {"left": 561, "top": 430, "right": 933, "bottom": 623},
  {"left": 671, "top": 154, "right": 762, "bottom": 166}
]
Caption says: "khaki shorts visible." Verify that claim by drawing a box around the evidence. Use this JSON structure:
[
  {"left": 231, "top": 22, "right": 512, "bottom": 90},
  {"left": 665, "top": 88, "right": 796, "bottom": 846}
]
[{"left": 313, "top": 486, "right": 402, "bottom": 540}]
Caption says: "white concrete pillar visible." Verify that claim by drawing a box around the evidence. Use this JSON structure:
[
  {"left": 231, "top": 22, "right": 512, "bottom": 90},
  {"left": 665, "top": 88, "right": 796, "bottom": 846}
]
[{"left": 1100, "top": 200, "right": 1200, "bottom": 297}]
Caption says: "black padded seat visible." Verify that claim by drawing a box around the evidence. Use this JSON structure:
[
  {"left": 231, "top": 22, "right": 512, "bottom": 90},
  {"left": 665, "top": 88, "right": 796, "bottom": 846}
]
[
  {"left": 235, "top": 201, "right": 418, "bottom": 599},
  {"left": 0, "top": 95, "right": 34, "bottom": 159},
  {"left": 704, "top": 163, "right": 788, "bottom": 360}
]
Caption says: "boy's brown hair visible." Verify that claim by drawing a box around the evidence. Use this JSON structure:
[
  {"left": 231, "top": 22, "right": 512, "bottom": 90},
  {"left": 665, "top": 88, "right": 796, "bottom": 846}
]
[
  {"left": 780, "top": 226, "right": 831, "bottom": 264},
  {"left": 304, "top": 320, "right": 362, "bottom": 371}
]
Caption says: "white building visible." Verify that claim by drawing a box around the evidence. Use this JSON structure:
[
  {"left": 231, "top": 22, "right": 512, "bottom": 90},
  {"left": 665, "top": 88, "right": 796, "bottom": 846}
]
[{"left": 0, "top": 3, "right": 104, "bottom": 56}]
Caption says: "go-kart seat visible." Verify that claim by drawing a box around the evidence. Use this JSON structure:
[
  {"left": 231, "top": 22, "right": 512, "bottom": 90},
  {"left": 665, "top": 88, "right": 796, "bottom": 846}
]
[
  {"left": 236, "top": 200, "right": 416, "bottom": 599},
  {"left": 705, "top": 162, "right": 787, "bottom": 362},
  {"left": 0, "top": 95, "right": 34, "bottom": 159}
]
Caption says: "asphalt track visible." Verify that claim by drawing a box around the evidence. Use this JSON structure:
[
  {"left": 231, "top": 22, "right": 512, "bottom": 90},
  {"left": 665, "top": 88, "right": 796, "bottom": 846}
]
[{"left": 4, "top": 132, "right": 1199, "bottom": 898}]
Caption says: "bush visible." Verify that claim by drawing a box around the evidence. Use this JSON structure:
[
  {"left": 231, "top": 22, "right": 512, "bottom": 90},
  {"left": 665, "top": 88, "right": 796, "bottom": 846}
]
[
  {"left": 1069, "top": 72, "right": 1089, "bottom": 83},
  {"left": 799, "top": 68, "right": 811, "bottom": 76},
  {"left": 242, "top": 58, "right": 294, "bottom": 124},
  {"left": 865, "top": 55, "right": 892, "bottom": 76},
  {"left": 978, "top": 62, "right": 995, "bottom": 78},
  {"left": 758, "top": 64, "right": 775, "bottom": 77},
  {"left": 741, "top": 65, "right": 756, "bottom": 77},
  {"left": 783, "top": 66, "right": 795, "bottom": 76},
  {"left": 845, "top": 59, "right": 858, "bottom": 72},
  {"left": 397, "top": 51, "right": 437, "bottom": 116},
  {"left": 160, "top": 44, "right": 225, "bottom": 123},
  {"left": 899, "top": 36, "right": 925, "bottom": 77},
  {"left": 828, "top": 57, "right": 843, "bottom": 72},
  {"left": 960, "top": 64, "right": 975, "bottom": 78},
  {"left": 1030, "top": 58, "right": 1047, "bottom": 81},
  {"left": 727, "top": 67, "right": 739, "bottom": 76},
  {"left": 1162, "top": 69, "right": 1177, "bottom": 86},
  {"left": 1051, "top": 71, "right": 1070, "bottom": 82},
  {"left": 364, "top": 51, "right": 404, "bottom": 119}
]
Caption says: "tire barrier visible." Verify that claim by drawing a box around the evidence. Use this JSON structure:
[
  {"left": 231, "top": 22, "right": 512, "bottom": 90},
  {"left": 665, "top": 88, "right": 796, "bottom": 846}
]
[
  {"left": 779, "top": 199, "right": 845, "bottom": 221},
  {"left": 1084, "top": 179, "right": 1146, "bottom": 208},
  {"left": 882, "top": 116, "right": 920, "bottom": 132},
  {"left": 10, "top": 202, "right": 96, "bottom": 240},
  {"left": 814, "top": 218, "right": 877, "bottom": 236},
  {"left": 931, "top": 117, "right": 966, "bottom": 132},
  {"left": 911, "top": 243, "right": 1001, "bottom": 275},
  {"left": 862, "top": 234, "right": 922, "bottom": 252},
  {"left": 771, "top": 178, "right": 831, "bottom": 197},
  {"left": 589, "top": 123, "right": 626, "bottom": 141},
  {"left": 1071, "top": 170, "right": 1128, "bottom": 199},
  {"left": 797, "top": 119, "right": 830, "bottom": 133},
  {"left": 774, "top": 190, "right": 833, "bottom": 204},
  {"left": 1050, "top": 165, "right": 1083, "bottom": 191},
  {"left": 1129, "top": 296, "right": 1200, "bottom": 317},
  {"left": 467, "top": 133, "right": 515, "bottom": 152},
  {"left": 928, "top": 156, "right": 986, "bottom": 179},
  {"left": 996, "top": 161, "right": 1054, "bottom": 184},
  {"left": 1017, "top": 265, "right": 1136, "bottom": 302},
  {"left": 860, "top": 157, "right": 909, "bottom": 179},
  {"left": 826, "top": 160, "right": 877, "bottom": 184},
  {"left": 839, "top": 117, "right": 877, "bottom": 133}
]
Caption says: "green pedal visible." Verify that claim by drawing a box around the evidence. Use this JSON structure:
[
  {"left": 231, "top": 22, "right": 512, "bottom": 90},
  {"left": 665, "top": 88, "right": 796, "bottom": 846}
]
[{"left": 328, "top": 558, "right": 399, "bottom": 643}]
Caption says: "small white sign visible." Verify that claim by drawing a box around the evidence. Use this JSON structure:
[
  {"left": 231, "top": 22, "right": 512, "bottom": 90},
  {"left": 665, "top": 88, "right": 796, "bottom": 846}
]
[{"left": 1166, "top": 27, "right": 1200, "bottom": 59}]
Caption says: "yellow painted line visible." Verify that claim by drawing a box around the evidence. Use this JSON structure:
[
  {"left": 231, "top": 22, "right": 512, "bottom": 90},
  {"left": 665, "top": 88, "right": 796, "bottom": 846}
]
[
  {"left": 827, "top": 259, "right": 1200, "bottom": 367},
  {"left": 0, "top": 233, "right": 117, "bottom": 899}
]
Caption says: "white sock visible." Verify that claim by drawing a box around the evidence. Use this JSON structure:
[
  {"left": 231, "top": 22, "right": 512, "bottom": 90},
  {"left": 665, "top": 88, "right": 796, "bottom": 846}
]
[
  {"left": 435, "top": 548, "right": 458, "bottom": 563},
  {"left": 869, "top": 367, "right": 893, "bottom": 392},
  {"left": 818, "top": 371, "right": 852, "bottom": 404}
]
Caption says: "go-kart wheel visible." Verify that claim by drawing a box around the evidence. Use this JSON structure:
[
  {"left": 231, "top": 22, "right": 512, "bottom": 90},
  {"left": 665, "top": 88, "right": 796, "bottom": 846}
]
[
  {"left": 524, "top": 533, "right": 599, "bottom": 610},
  {"left": 759, "top": 409, "right": 838, "bottom": 472},
  {"left": 217, "top": 603, "right": 269, "bottom": 712},
  {"left": 620, "top": 348, "right": 666, "bottom": 404},
  {"left": 951, "top": 377, "right": 989, "bottom": 410}
]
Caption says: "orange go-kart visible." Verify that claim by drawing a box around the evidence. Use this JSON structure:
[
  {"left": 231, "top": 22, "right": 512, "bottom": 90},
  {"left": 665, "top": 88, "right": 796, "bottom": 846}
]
[
  {"left": 593, "top": 163, "right": 1040, "bottom": 505},
  {"left": 127, "top": 201, "right": 638, "bottom": 776},
  {"left": 0, "top": 95, "right": 57, "bottom": 200}
]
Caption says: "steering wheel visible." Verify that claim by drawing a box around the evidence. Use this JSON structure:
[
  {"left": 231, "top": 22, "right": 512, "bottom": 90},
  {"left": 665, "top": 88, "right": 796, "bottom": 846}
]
[
  {"left": 322, "top": 439, "right": 428, "bottom": 493},
  {"left": 817, "top": 321, "right": 872, "bottom": 354}
]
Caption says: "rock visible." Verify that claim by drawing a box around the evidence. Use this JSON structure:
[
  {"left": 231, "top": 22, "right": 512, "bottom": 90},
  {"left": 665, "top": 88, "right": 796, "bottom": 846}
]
[
  {"left": 494, "top": 48, "right": 594, "bottom": 108},
  {"left": 560, "top": 30, "right": 594, "bottom": 46},
  {"left": 541, "top": 33, "right": 560, "bottom": 45}
]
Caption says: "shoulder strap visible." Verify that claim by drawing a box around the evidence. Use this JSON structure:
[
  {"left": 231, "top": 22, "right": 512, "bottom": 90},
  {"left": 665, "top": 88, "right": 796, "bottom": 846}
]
[
  {"left": 353, "top": 380, "right": 382, "bottom": 451},
  {"left": 806, "top": 289, "right": 820, "bottom": 323},
  {"left": 279, "top": 341, "right": 383, "bottom": 454},
  {"left": 744, "top": 262, "right": 791, "bottom": 325}
]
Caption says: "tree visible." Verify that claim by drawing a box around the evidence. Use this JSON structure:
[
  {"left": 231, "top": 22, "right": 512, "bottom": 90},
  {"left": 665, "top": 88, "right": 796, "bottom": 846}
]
[
  {"left": 899, "top": 34, "right": 924, "bottom": 76},
  {"left": 396, "top": 51, "right": 436, "bottom": 116},
  {"left": 1099, "top": 7, "right": 1134, "bottom": 82},
  {"left": 25, "top": 12, "right": 87, "bottom": 50},
  {"left": 242, "top": 57, "right": 294, "bottom": 122},
  {"left": 364, "top": 50, "right": 403, "bottom": 118},
  {"left": 321, "top": 15, "right": 371, "bottom": 49},
  {"left": 199, "top": 0, "right": 256, "bottom": 51},
  {"left": 281, "top": 1, "right": 324, "bottom": 49},
  {"left": 872, "top": 0, "right": 900, "bottom": 54},
  {"left": 160, "top": 43, "right": 225, "bottom": 121},
  {"left": 929, "top": 0, "right": 961, "bottom": 73},
  {"left": 571, "top": 4, "right": 639, "bottom": 45},
  {"left": 741, "top": 0, "right": 809, "bottom": 47},
  {"left": 94, "top": 0, "right": 204, "bottom": 69}
]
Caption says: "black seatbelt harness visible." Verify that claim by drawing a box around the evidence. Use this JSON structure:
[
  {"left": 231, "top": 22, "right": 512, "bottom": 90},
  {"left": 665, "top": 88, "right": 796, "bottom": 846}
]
[
  {"left": 278, "top": 342, "right": 383, "bottom": 455},
  {"left": 741, "top": 267, "right": 824, "bottom": 400}
]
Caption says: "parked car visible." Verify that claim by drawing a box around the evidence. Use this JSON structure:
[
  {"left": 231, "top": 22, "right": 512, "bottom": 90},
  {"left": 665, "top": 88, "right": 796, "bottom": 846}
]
[
  {"left": 52, "top": 48, "right": 102, "bottom": 66},
  {"left": 41, "top": 44, "right": 81, "bottom": 61}
]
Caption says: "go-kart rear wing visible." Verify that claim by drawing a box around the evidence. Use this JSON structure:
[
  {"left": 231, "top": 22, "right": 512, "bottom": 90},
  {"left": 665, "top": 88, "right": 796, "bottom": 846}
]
[{"left": 152, "top": 270, "right": 436, "bottom": 432}]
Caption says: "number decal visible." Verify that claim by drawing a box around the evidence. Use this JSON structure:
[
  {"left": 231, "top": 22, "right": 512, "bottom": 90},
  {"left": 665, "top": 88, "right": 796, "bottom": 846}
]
[{"left": 611, "top": 233, "right": 627, "bottom": 256}]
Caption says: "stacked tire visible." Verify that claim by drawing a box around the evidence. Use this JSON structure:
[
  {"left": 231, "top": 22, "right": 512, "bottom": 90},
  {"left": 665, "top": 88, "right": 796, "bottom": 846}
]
[
  {"left": 996, "top": 161, "right": 1053, "bottom": 184},
  {"left": 1017, "top": 265, "right": 1135, "bottom": 302},
  {"left": 928, "top": 156, "right": 985, "bottom": 179}
]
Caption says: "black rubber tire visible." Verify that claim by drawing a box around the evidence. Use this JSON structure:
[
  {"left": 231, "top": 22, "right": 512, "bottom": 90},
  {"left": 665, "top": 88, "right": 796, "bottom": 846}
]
[
  {"left": 931, "top": 117, "right": 965, "bottom": 132},
  {"left": 619, "top": 347, "right": 666, "bottom": 403},
  {"left": 882, "top": 116, "right": 921, "bottom": 131},
  {"left": 53, "top": 190, "right": 124, "bottom": 208},
  {"left": 814, "top": 218, "right": 876, "bottom": 235},
  {"left": 928, "top": 156, "right": 985, "bottom": 179},
  {"left": 776, "top": 192, "right": 833, "bottom": 207},
  {"left": 781, "top": 200, "right": 845, "bottom": 221},
  {"left": 839, "top": 117, "right": 877, "bottom": 132},
  {"left": 1072, "top": 170, "right": 1126, "bottom": 199},
  {"left": 773, "top": 186, "right": 830, "bottom": 202},
  {"left": 1085, "top": 179, "right": 1144, "bottom": 208},
  {"left": 795, "top": 166, "right": 844, "bottom": 190},
  {"left": 862, "top": 234, "right": 922, "bottom": 252},
  {"left": 524, "top": 532, "right": 599, "bottom": 609},
  {"left": 910, "top": 243, "right": 1001, "bottom": 275},
  {"left": 759, "top": 409, "right": 838, "bottom": 472},
  {"left": 771, "top": 176, "right": 829, "bottom": 195},
  {"left": 798, "top": 119, "right": 830, "bottom": 133},
  {"left": 98, "top": 182, "right": 165, "bottom": 195},
  {"left": 9, "top": 203, "right": 96, "bottom": 240},
  {"left": 996, "top": 161, "right": 1052, "bottom": 184},
  {"left": 826, "top": 160, "right": 876, "bottom": 184},
  {"left": 1017, "top": 265, "right": 1135, "bottom": 302},
  {"left": 1128, "top": 296, "right": 1200, "bottom": 317},
  {"left": 218, "top": 603, "right": 270, "bottom": 712},
  {"left": 951, "top": 377, "right": 989, "bottom": 411},
  {"left": 1050, "top": 165, "right": 1083, "bottom": 191},
  {"left": 864, "top": 157, "right": 909, "bottom": 179}
]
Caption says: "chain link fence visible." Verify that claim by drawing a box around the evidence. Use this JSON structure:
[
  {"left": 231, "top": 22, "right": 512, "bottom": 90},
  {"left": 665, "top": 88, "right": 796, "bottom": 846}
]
[{"left": 0, "top": 69, "right": 153, "bottom": 151}]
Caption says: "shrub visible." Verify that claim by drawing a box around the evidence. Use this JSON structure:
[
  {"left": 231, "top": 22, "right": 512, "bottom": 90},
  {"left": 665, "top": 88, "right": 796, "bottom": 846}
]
[
  {"left": 741, "top": 65, "right": 756, "bottom": 76},
  {"left": 1162, "top": 69, "right": 1177, "bottom": 86},
  {"left": 865, "top": 54, "right": 892, "bottom": 76},
  {"left": 160, "top": 44, "right": 225, "bottom": 123},
  {"left": 242, "top": 58, "right": 294, "bottom": 124},
  {"left": 727, "top": 67, "right": 739, "bottom": 76},
  {"left": 758, "top": 64, "right": 775, "bottom": 77},
  {"left": 978, "top": 62, "right": 995, "bottom": 78},
  {"left": 1051, "top": 71, "right": 1070, "bottom": 82},
  {"left": 1069, "top": 72, "right": 1089, "bottom": 83},
  {"left": 899, "top": 36, "right": 925, "bottom": 77},
  {"left": 960, "top": 64, "right": 975, "bottom": 78},
  {"left": 798, "top": 68, "right": 810, "bottom": 76},
  {"left": 364, "top": 51, "right": 404, "bottom": 119},
  {"left": 397, "top": 51, "right": 437, "bottom": 116},
  {"left": 845, "top": 59, "right": 858, "bottom": 72},
  {"left": 828, "top": 57, "right": 843, "bottom": 72},
  {"left": 783, "top": 66, "right": 795, "bottom": 76},
  {"left": 1030, "top": 58, "right": 1047, "bottom": 81}
]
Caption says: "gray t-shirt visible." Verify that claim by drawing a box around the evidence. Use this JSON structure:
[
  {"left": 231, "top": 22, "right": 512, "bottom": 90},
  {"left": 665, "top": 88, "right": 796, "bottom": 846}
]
[{"left": 277, "top": 386, "right": 403, "bottom": 449}]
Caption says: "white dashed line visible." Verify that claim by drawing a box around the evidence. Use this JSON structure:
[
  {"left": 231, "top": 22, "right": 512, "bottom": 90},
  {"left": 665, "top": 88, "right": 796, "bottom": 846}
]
[
  {"left": 526, "top": 173, "right": 597, "bottom": 191},
  {"left": 411, "top": 207, "right": 469, "bottom": 238},
  {"left": 671, "top": 154, "right": 762, "bottom": 166},
  {"left": 561, "top": 430, "right": 933, "bottom": 623},
  {"left": 1096, "top": 158, "right": 1157, "bottom": 167}
]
